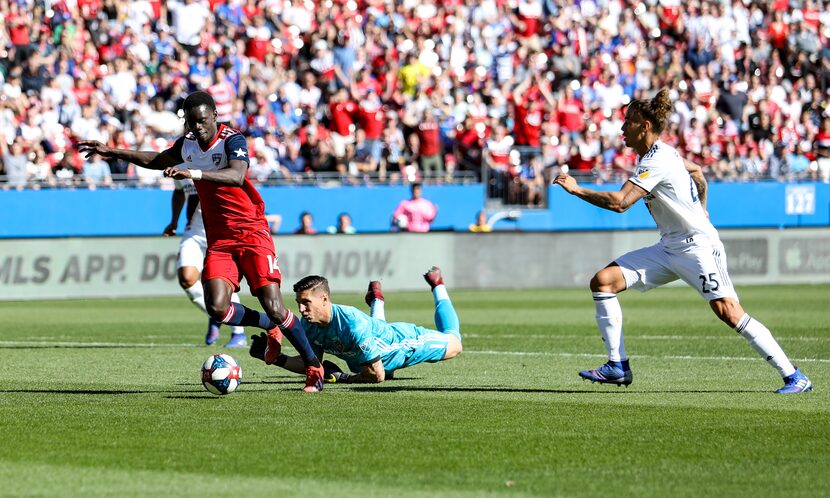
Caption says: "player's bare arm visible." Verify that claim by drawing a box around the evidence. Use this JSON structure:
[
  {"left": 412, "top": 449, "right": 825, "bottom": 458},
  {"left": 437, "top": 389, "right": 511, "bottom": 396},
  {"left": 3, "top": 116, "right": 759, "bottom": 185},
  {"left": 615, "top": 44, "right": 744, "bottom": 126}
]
[
  {"left": 684, "top": 158, "right": 708, "bottom": 212},
  {"left": 335, "top": 359, "right": 385, "bottom": 384},
  {"left": 164, "top": 158, "right": 248, "bottom": 186},
  {"left": 163, "top": 189, "right": 186, "bottom": 236},
  {"left": 276, "top": 354, "right": 307, "bottom": 375},
  {"left": 76, "top": 141, "right": 180, "bottom": 170},
  {"left": 553, "top": 173, "right": 647, "bottom": 213},
  {"left": 275, "top": 355, "right": 385, "bottom": 383}
]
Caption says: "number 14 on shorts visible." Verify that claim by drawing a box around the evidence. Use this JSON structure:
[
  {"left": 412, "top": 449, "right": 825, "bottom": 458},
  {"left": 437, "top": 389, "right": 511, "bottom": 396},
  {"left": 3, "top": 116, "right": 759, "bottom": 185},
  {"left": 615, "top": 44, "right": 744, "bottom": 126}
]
[{"left": 266, "top": 255, "right": 280, "bottom": 274}]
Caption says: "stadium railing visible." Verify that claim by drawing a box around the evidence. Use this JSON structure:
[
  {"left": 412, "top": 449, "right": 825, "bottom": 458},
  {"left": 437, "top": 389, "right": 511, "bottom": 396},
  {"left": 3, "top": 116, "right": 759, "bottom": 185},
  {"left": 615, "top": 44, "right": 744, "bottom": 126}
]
[{"left": 0, "top": 170, "right": 482, "bottom": 190}]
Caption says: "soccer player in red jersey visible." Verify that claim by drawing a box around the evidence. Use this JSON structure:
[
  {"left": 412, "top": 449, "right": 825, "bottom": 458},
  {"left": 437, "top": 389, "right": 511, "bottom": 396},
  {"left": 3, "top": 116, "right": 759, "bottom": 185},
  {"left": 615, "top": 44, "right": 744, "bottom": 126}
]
[{"left": 78, "top": 91, "right": 325, "bottom": 392}]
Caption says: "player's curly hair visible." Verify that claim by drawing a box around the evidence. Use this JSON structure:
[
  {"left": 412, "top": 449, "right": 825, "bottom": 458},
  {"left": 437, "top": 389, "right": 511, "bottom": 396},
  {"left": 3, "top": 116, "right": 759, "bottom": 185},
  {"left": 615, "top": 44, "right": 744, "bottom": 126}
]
[
  {"left": 627, "top": 88, "right": 673, "bottom": 133},
  {"left": 293, "top": 275, "right": 330, "bottom": 295},
  {"left": 182, "top": 91, "right": 216, "bottom": 112}
]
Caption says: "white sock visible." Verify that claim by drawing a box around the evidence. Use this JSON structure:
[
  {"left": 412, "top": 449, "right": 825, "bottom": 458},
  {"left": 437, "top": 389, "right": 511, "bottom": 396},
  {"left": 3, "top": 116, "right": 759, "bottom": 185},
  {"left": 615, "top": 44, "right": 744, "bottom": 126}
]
[
  {"left": 735, "top": 314, "right": 795, "bottom": 377},
  {"left": 184, "top": 281, "right": 209, "bottom": 314},
  {"left": 230, "top": 293, "right": 244, "bottom": 335},
  {"left": 432, "top": 284, "right": 449, "bottom": 303},
  {"left": 370, "top": 299, "right": 386, "bottom": 321},
  {"left": 593, "top": 292, "right": 626, "bottom": 362}
]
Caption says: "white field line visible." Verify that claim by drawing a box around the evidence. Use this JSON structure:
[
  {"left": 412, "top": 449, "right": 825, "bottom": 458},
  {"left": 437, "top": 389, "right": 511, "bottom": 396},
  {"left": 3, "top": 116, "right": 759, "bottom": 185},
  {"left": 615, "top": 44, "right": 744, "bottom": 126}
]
[
  {"left": 463, "top": 334, "right": 830, "bottom": 342},
  {"left": 1, "top": 340, "right": 827, "bottom": 364},
  {"left": 0, "top": 341, "right": 199, "bottom": 348},
  {"left": 467, "top": 350, "right": 830, "bottom": 364}
]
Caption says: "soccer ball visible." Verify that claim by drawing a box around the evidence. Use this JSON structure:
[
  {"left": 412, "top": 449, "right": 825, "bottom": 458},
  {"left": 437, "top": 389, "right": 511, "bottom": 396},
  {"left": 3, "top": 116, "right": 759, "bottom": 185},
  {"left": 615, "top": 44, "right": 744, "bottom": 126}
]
[
  {"left": 201, "top": 354, "right": 242, "bottom": 395},
  {"left": 393, "top": 214, "right": 408, "bottom": 230}
]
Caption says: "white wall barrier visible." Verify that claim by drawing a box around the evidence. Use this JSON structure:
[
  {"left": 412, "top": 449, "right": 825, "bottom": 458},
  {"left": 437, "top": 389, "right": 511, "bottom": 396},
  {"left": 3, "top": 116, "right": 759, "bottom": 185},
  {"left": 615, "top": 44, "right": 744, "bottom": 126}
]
[{"left": 0, "top": 229, "right": 828, "bottom": 300}]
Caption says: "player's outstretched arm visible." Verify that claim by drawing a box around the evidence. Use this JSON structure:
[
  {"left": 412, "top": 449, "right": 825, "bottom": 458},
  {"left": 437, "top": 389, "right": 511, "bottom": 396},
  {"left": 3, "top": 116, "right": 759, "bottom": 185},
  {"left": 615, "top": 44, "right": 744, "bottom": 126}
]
[
  {"left": 248, "top": 332, "right": 340, "bottom": 383},
  {"left": 553, "top": 172, "right": 646, "bottom": 213},
  {"left": 333, "top": 359, "right": 385, "bottom": 384},
  {"left": 77, "top": 141, "right": 180, "bottom": 170},
  {"left": 163, "top": 189, "right": 185, "bottom": 236}
]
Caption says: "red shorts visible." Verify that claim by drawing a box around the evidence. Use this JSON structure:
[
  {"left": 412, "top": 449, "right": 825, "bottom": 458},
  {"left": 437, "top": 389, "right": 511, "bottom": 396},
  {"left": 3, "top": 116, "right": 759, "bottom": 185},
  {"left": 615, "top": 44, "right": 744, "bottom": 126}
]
[{"left": 202, "top": 229, "right": 282, "bottom": 294}]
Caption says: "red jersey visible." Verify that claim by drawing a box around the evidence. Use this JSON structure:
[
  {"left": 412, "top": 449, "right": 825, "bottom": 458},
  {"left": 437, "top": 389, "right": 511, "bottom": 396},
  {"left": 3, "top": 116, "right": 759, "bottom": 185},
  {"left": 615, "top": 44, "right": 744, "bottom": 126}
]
[
  {"left": 558, "top": 97, "right": 584, "bottom": 132},
  {"left": 514, "top": 103, "right": 543, "bottom": 147},
  {"left": 357, "top": 101, "right": 385, "bottom": 140},
  {"left": 329, "top": 100, "right": 357, "bottom": 136},
  {"left": 6, "top": 14, "right": 30, "bottom": 46},
  {"left": 169, "top": 125, "right": 268, "bottom": 244},
  {"left": 418, "top": 121, "right": 442, "bottom": 156}
]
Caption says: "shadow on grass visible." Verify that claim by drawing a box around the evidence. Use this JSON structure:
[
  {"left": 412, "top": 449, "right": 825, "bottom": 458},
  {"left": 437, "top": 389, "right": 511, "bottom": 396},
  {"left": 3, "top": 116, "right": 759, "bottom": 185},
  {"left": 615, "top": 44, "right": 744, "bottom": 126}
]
[
  {"left": 345, "top": 386, "right": 769, "bottom": 394},
  {"left": 0, "top": 345, "right": 186, "bottom": 349},
  {"left": 165, "top": 394, "right": 226, "bottom": 399},
  {"left": 1, "top": 388, "right": 149, "bottom": 395},
  {"left": 0, "top": 388, "right": 205, "bottom": 395}
]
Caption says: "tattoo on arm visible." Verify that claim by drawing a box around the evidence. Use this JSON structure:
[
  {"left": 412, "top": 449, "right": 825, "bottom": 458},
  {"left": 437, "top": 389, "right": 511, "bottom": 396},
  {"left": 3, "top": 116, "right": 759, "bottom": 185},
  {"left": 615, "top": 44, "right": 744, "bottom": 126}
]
[
  {"left": 693, "top": 174, "right": 707, "bottom": 208},
  {"left": 574, "top": 183, "right": 644, "bottom": 213}
]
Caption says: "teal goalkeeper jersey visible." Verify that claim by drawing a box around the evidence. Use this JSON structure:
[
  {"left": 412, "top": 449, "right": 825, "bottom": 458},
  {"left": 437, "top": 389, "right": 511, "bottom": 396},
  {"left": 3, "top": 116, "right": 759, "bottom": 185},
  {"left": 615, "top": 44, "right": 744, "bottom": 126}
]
[{"left": 301, "top": 304, "right": 433, "bottom": 372}]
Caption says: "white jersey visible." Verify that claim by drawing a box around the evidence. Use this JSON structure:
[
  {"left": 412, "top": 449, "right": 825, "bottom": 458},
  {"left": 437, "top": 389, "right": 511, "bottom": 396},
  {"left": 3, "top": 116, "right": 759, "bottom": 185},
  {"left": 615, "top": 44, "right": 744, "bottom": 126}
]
[
  {"left": 628, "top": 141, "right": 720, "bottom": 250},
  {"left": 174, "top": 178, "right": 205, "bottom": 238}
]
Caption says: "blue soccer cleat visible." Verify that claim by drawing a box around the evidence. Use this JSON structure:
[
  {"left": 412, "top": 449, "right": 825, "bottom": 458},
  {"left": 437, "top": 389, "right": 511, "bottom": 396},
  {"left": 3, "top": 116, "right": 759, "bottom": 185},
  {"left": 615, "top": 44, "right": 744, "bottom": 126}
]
[
  {"left": 223, "top": 333, "right": 248, "bottom": 348},
  {"left": 776, "top": 367, "right": 813, "bottom": 394},
  {"left": 205, "top": 319, "right": 221, "bottom": 346},
  {"left": 579, "top": 360, "right": 633, "bottom": 387}
]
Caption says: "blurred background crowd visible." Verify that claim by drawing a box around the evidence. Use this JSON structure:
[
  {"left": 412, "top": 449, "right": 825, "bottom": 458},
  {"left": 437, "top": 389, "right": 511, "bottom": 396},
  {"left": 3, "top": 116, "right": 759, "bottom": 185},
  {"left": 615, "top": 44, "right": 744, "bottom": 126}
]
[{"left": 1, "top": 0, "right": 829, "bottom": 206}]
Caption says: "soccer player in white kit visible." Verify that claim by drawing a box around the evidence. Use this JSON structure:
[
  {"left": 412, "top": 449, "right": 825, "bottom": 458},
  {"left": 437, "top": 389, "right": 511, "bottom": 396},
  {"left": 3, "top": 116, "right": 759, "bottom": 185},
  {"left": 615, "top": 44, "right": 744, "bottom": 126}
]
[
  {"left": 553, "top": 88, "right": 812, "bottom": 394},
  {"left": 163, "top": 179, "right": 247, "bottom": 347}
]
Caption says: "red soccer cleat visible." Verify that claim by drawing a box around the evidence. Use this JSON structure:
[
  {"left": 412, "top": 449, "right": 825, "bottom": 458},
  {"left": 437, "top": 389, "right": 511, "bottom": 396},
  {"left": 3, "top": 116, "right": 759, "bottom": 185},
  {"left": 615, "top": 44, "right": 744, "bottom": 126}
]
[
  {"left": 423, "top": 266, "right": 444, "bottom": 290},
  {"left": 364, "top": 281, "right": 385, "bottom": 306},
  {"left": 304, "top": 364, "right": 325, "bottom": 392},
  {"left": 263, "top": 327, "right": 283, "bottom": 365}
]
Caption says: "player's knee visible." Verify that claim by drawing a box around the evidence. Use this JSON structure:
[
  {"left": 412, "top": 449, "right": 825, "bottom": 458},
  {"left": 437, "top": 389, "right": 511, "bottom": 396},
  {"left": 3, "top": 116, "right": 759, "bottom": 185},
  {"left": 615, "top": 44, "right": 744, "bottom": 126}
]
[
  {"left": 256, "top": 289, "right": 286, "bottom": 322},
  {"left": 443, "top": 337, "right": 463, "bottom": 360},
  {"left": 205, "top": 300, "right": 231, "bottom": 322},
  {"left": 264, "top": 302, "right": 287, "bottom": 324},
  {"left": 590, "top": 265, "right": 625, "bottom": 294},
  {"left": 178, "top": 267, "right": 200, "bottom": 288}
]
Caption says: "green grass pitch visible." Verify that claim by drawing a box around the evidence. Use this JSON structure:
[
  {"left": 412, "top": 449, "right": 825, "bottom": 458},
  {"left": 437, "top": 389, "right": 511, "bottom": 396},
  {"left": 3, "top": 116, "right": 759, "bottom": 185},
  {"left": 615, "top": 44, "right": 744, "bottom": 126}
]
[{"left": 1, "top": 285, "right": 828, "bottom": 497}]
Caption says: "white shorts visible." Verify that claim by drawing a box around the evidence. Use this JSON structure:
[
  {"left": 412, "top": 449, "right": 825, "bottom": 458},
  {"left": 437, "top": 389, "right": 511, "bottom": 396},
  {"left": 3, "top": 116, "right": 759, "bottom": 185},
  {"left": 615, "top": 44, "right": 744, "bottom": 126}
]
[
  {"left": 615, "top": 241, "right": 738, "bottom": 301},
  {"left": 178, "top": 231, "right": 207, "bottom": 271},
  {"left": 330, "top": 131, "right": 355, "bottom": 158}
]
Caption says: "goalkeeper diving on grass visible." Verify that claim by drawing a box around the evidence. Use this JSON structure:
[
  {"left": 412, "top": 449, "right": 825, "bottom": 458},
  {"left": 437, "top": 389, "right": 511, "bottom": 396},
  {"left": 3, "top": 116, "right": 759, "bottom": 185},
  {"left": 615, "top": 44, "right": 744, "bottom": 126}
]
[{"left": 249, "top": 266, "right": 462, "bottom": 383}]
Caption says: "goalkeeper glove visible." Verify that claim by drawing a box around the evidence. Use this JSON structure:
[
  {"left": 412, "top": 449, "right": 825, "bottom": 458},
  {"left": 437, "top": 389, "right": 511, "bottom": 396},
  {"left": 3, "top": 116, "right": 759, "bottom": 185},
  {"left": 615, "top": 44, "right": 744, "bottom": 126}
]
[
  {"left": 249, "top": 332, "right": 266, "bottom": 361},
  {"left": 323, "top": 359, "right": 343, "bottom": 383}
]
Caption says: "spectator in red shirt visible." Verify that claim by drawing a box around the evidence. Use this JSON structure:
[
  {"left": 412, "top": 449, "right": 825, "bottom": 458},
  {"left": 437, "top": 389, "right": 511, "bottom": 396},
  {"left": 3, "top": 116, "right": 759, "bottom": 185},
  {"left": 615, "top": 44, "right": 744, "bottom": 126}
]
[
  {"left": 327, "top": 87, "right": 357, "bottom": 160},
  {"left": 558, "top": 85, "right": 585, "bottom": 140},
  {"left": 355, "top": 88, "right": 385, "bottom": 171},
  {"left": 417, "top": 111, "right": 443, "bottom": 177},
  {"left": 512, "top": 72, "right": 553, "bottom": 168}
]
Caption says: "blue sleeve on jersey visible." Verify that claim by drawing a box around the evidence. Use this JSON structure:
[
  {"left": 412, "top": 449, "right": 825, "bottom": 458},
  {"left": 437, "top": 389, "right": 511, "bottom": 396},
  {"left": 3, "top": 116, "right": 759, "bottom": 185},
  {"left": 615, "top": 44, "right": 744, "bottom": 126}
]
[
  {"left": 167, "top": 136, "right": 185, "bottom": 163},
  {"left": 224, "top": 133, "right": 250, "bottom": 165}
]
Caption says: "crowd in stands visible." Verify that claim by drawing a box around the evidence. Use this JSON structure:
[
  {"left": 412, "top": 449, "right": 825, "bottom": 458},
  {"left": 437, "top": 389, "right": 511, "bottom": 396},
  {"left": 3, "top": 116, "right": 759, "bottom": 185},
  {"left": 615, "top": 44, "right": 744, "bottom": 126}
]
[{"left": 1, "top": 0, "right": 829, "bottom": 206}]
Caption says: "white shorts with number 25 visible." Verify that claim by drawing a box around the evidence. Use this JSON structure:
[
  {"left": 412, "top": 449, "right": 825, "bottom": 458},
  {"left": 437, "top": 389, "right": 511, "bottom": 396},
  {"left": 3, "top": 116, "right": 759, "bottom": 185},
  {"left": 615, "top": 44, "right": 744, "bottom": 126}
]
[{"left": 615, "top": 237, "right": 739, "bottom": 302}]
